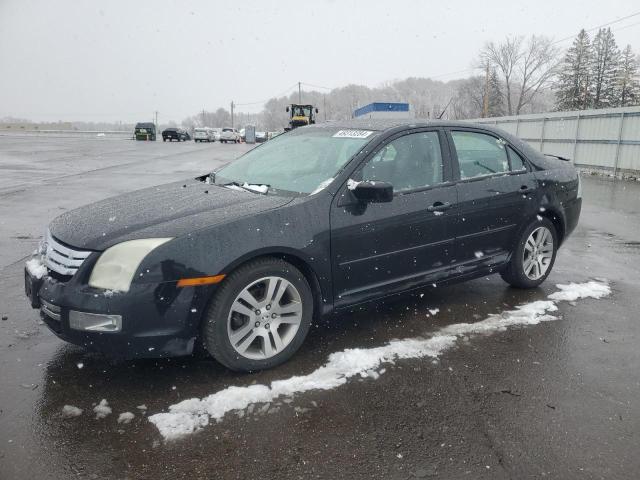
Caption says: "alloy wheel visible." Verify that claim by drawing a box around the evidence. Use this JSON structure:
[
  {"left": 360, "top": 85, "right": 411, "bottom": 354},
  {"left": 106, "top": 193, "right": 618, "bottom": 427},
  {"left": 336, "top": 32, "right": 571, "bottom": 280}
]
[
  {"left": 522, "top": 226, "right": 554, "bottom": 280},
  {"left": 227, "top": 276, "right": 303, "bottom": 360}
]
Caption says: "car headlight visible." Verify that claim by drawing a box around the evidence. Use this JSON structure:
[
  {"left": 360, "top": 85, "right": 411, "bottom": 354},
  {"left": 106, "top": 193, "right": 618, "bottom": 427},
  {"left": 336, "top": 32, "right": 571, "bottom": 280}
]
[{"left": 88, "top": 238, "right": 172, "bottom": 292}]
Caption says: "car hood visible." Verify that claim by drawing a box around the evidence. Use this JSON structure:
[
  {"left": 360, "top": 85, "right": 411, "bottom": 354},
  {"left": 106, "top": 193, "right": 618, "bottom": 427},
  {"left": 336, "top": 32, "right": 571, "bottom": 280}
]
[{"left": 49, "top": 178, "right": 293, "bottom": 251}]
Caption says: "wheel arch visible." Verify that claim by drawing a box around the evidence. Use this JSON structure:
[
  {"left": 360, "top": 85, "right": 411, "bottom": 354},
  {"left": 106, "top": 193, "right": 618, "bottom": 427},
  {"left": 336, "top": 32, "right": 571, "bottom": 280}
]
[
  {"left": 218, "top": 248, "right": 331, "bottom": 319},
  {"left": 538, "top": 207, "right": 566, "bottom": 246}
]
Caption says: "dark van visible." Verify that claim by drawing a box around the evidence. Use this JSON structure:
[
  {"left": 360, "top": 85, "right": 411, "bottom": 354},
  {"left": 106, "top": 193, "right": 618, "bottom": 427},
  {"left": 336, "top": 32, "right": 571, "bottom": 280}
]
[{"left": 134, "top": 122, "right": 157, "bottom": 141}]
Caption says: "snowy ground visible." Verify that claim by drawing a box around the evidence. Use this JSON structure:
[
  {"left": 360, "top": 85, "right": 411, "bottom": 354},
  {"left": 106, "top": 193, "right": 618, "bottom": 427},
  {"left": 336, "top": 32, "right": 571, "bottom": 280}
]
[{"left": 1, "top": 136, "right": 640, "bottom": 480}]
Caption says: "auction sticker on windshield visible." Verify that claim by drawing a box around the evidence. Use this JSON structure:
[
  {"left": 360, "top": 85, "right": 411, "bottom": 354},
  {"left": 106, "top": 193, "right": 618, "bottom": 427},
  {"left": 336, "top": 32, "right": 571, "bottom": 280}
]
[{"left": 332, "top": 130, "right": 374, "bottom": 139}]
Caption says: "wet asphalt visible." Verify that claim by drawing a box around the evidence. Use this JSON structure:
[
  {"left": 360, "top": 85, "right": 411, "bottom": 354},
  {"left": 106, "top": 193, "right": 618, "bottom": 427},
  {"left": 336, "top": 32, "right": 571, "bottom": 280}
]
[{"left": 0, "top": 135, "right": 639, "bottom": 480}]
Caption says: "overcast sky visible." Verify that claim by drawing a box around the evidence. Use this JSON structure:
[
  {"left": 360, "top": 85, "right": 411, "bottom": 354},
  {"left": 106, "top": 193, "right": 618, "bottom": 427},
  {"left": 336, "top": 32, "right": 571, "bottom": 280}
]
[{"left": 1, "top": 0, "right": 639, "bottom": 123}]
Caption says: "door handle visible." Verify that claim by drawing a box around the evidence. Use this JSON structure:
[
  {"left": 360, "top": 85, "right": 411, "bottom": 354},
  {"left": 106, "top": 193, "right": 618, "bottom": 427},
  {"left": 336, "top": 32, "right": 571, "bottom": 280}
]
[
  {"left": 427, "top": 201, "right": 452, "bottom": 212},
  {"left": 520, "top": 185, "right": 534, "bottom": 194}
]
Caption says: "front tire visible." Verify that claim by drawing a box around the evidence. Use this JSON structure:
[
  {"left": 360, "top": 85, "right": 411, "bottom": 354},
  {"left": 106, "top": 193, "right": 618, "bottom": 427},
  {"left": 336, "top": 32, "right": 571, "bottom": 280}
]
[
  {"left": 500, "top": 218, "right": 558, "bottom": 288},
  {"left": 202, "top": 258, "right": 314, "bottom": 372}
]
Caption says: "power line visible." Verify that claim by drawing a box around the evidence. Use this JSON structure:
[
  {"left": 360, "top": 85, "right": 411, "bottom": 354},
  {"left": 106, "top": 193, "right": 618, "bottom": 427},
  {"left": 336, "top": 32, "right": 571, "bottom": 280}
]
[
  {"left": 429, "top": 67, "right": 475, "bottom": 79},
  {"left": 231, "top": 10, "right": 640, "bottom": 112},
  {"left": 234, "top": 83, "right": 300, "bottom": 106},
  {"left": 426, "top": 10, "right": 640, "bottom": 80},
  {"left": 551, "top": 10, "right": 640, "bottom": 45},
  {"left": 300, "top": 82, "right": 334, "bottom": 91},
  {"left": 610, "top": 19, "right": 640, "bottom": 34}
]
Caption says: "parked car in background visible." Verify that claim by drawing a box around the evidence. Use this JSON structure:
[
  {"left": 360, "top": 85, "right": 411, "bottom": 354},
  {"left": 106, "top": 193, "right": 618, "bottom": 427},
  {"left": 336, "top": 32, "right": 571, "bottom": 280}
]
[
  {"left": 194, "top": 127, "right": 216, "bottom": 142},
  {"left": 255, "top": 131, "right": 267, "bottom": 143},
  {"left": 220, "top": 127, "right": 240, "bottom": 143},
  {"left": 134, "top": 122, "right": 156, "bottom": 141},
  {"left": 162, "top": 128, "right": 190, "bottom": 142},
  {"left": 213, "top": 129, "right": 222, "bottom": 142},
  {"left": 25, "top": 120, "right": 581, "bottom": 372}
]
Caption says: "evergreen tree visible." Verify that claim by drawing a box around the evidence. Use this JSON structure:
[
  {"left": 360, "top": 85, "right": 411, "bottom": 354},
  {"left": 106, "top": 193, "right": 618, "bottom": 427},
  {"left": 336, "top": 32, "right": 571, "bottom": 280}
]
[
  {"left": 554, "top": 29, "right": 592, "bottom": 110},
  {"left": 590, "top": 28, "right": 621, "bottom": 108},
  {"left": 487, "top": 69, "right": 505, "bottom": 116},
  {"left": 616, "top": 45, "right": 640, "bottom": 107}
]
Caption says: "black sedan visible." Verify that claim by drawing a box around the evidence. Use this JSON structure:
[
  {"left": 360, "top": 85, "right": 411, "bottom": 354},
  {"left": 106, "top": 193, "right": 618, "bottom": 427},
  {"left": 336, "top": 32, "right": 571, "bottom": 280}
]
[
  {"left": 162, "top": 128, "right": 190, "bottom": 142},
  {"left": 25, "top": 120, "right": 581, "bottom": 371}
]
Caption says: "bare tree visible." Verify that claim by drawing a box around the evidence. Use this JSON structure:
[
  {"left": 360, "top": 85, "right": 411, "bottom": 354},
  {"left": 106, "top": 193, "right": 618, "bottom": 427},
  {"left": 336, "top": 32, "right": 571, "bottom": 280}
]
[
  {"left": 482, "top": 35, "right": 559, "bottom": 115},
  {"left": 451, "top": 76, "right": 484, "bottom": 119},
  {"left": 481, "top": 37, "right": 522, "bottom": 115}
]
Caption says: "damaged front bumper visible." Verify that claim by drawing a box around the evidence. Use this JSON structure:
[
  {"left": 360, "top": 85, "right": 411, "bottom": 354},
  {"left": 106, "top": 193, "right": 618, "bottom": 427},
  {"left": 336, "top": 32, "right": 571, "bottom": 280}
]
[{"left": 24, "top": 256, "right": 214, "bottom": 359}]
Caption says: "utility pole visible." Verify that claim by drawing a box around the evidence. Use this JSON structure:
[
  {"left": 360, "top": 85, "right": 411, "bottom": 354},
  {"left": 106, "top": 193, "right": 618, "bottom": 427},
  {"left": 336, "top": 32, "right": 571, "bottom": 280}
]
[
  {"left": 482, "top": 62, "right": 489, "bottom": 118},
  {"left": 201, "top": 109, "right": 206, "bottom": 126},
  {"left": 154, "top": 111, "right": 158, "bottom": 128},
  {"left": 298, "top": 82, "right": 302, "bottom": 103},
  {"left": 323, "top": 94, "right": 326, "bottom": 121},
  {"left": 230, "top": 101, "right": 234, "bottom": 128}
]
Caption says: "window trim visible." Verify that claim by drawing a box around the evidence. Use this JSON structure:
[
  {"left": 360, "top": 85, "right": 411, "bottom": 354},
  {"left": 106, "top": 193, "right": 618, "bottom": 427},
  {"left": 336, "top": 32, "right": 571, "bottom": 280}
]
[
  {"left": 445, "top": 127, "right": 531, "bottom": 183},
  {"left": 506, "top": 145, "right": 528, "bottom": 173},
  {"left": 350, "top": 128, "right": 453, "bottom": 197}
]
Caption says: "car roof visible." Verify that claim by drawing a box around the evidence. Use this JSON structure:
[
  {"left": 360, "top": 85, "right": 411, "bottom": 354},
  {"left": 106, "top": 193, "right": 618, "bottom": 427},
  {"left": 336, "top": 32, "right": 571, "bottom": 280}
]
[
  {"left": 303, "top": 118, "right": 549, "bottom": 168},
  {"left": 306, "top": 118, "right": 506, "bottom": 133}
]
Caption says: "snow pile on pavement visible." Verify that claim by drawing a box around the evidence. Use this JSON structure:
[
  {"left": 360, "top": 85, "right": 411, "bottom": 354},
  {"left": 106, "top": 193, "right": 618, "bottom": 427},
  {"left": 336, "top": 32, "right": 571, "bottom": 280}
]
[
  {"left": 117, "top": 412, "right": 135, "bottom": 424},
  {"left": 61, "top": 405, "right": 83, "bottom": 418},
  {"left": 149, "top": 280, "right": 611, "bottom": 441},
  {"left": 93, "top": 399, "right": 112, "bottom": 419},
  {"left": 25, "top": 258, "right": 47, "bottom": 279},
  {"left": 548, "top": 280, "right": 611, "bottom": 302}
]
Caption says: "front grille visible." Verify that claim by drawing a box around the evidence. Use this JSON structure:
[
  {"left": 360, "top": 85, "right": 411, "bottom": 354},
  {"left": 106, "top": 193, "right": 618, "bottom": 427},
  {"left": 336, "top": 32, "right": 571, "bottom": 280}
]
[{"left": 43, "top": 230, "right": 92, "bottom": 277}]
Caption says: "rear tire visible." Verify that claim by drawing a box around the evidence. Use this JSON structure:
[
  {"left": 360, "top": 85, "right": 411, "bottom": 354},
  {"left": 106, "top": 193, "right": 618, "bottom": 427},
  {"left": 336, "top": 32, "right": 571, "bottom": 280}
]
[
  {"left": 500, "top": 218, "right": 558, "bottom": 289},
  {"left": 202, "top": 258, "right": 313, "bottom": 372}
]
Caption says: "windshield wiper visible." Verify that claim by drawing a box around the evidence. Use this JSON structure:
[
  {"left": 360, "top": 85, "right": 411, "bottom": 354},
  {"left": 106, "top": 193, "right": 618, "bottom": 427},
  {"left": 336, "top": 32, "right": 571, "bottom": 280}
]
[
  {"left": 222, "top": 181, "right": 270, "bottom": 195},
  {"left": 474, "top": 160, "right": 497, "bottom": 173}
]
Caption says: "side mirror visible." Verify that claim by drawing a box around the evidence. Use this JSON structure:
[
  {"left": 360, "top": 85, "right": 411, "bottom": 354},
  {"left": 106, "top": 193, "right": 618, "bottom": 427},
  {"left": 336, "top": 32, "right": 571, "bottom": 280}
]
[
  {"left": 315, "top": 108, "right": 319, "bottom": 113},
  {"left": 352, "top": 181, "right": 393, "bottom": 203},
  {"left": 286, "top": 106, "right": 290, "bottom": 112}
]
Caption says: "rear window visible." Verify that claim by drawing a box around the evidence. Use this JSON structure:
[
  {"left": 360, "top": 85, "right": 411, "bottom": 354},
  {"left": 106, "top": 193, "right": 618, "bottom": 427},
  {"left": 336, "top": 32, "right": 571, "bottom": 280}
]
[{"left": 222, "top": 128, "right": 233, "bottom": 132}]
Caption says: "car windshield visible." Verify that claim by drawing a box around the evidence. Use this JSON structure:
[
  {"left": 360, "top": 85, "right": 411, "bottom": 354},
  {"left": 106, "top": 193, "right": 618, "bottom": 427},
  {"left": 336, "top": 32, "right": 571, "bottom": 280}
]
[
  {"left": 214, "top": 128, "right": 377, "bottom": 194},
  {"left": 294, "top": 106, "right": 311, "bottom": 116}
]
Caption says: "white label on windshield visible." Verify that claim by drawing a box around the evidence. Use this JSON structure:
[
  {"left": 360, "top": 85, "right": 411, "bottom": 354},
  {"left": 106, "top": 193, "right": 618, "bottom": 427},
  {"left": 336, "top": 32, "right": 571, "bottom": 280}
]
[{"left": 333, "top": 130, "right": 374, "bottom": 139}]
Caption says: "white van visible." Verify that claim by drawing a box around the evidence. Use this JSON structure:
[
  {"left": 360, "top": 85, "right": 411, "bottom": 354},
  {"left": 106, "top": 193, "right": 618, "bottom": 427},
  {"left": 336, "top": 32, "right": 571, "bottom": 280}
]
[{"left": 194, "top": 127, "right": 216, "bottom": 143}]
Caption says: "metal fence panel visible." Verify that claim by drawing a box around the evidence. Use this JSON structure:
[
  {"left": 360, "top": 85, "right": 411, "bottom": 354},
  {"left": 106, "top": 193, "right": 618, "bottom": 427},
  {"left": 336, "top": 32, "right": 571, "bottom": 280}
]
[{"left": 467, "top": 106, "right": 640, "bottom": 176}]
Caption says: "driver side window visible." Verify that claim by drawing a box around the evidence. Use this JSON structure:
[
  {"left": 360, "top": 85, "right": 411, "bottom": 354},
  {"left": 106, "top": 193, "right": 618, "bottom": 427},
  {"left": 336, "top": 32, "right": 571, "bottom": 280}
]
[{"left": 360, "top": 132, "right": 443, "bottom": 192}]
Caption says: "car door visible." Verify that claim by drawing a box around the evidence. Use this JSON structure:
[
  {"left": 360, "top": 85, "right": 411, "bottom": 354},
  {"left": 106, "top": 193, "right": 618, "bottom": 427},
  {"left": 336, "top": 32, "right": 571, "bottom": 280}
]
[
  {"left": 330, "top": 129, "right": 458, "bottom": 308},
  {"left": 446, "top": 128, "right": 537, "bottom": 267}
]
